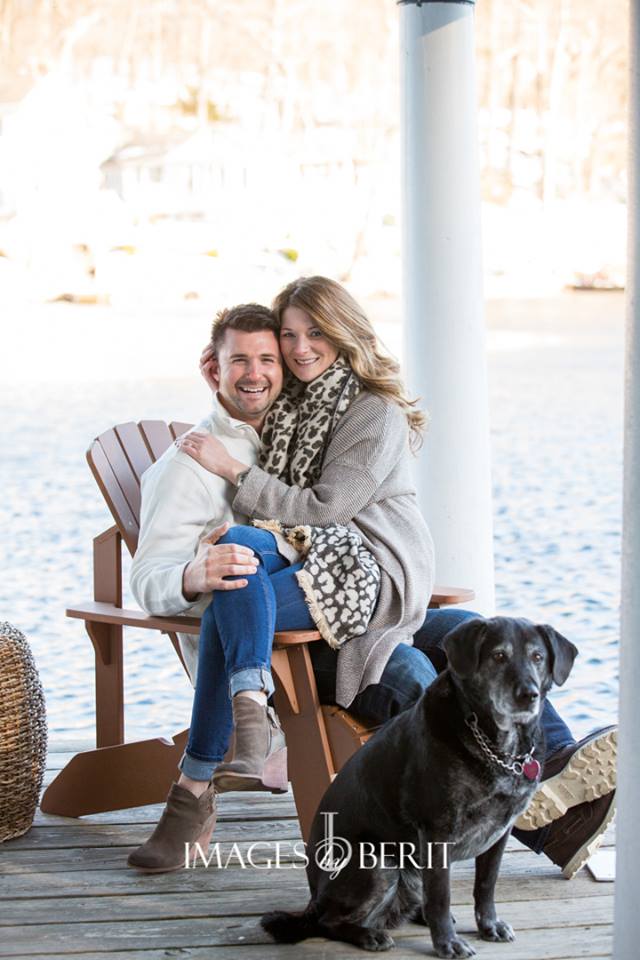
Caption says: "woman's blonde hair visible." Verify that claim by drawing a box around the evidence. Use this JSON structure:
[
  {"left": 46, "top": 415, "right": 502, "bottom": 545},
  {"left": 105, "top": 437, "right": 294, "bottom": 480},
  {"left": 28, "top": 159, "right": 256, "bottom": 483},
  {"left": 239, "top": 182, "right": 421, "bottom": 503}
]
[{"left": 272, "top": 276, "right": 428, "bottom": 447}]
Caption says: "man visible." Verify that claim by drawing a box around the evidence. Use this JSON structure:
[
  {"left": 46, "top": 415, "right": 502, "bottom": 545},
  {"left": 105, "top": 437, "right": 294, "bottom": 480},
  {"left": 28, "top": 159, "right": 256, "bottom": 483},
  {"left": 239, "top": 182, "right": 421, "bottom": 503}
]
[
  {"left": 131, "top": 303, "right": 285, "bottom": 686},
  {"left": 131, "top": 302, "right": 616, "bottom": 879}
]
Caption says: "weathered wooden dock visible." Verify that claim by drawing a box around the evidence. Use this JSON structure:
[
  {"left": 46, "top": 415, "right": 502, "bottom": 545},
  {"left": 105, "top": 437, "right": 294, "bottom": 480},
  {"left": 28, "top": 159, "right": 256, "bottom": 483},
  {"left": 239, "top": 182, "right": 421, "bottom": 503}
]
[{"left": 0, "top": 745, "right": 614, "bottom": 959}]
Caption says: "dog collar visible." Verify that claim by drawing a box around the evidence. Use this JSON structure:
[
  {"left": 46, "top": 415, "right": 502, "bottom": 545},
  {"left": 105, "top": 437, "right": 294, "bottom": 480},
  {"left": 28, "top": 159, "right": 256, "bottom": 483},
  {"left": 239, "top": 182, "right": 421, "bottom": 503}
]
[{"left": 465, "top": 713, "right": 542, "bottom": 781}]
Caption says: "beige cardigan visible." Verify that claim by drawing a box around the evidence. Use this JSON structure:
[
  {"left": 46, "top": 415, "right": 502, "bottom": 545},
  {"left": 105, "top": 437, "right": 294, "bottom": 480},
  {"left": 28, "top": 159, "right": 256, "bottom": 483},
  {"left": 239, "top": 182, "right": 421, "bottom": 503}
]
[{"left": 233, "top": 390, "right": 436, "bottom": 707}]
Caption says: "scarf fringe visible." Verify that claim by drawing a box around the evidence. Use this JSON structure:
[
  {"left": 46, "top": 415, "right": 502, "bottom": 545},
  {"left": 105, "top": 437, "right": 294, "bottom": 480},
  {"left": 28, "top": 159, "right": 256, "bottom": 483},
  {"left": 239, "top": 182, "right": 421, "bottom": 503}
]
[
  {"left": 295, "top": 568, "right": 342, "bottom": 651},
  {"left": 253, "top": 519, "right": 312, "bottom": 555},
  {"left": 253, "top": 518, "right": 284, "bottom": 537}
]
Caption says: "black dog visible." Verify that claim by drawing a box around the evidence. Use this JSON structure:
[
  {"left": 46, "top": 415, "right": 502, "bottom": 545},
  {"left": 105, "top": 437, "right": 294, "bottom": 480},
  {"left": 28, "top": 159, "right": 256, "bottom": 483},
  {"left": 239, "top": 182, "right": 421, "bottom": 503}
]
[{"left": 262, "top": 616, "right": 577, "bottom": 958}]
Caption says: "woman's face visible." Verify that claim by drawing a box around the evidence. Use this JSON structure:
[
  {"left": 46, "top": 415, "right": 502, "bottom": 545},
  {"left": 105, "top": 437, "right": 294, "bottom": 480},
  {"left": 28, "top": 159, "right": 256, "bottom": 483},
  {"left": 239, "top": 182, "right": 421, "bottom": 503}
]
[{"left": 279, "top": 306, "right": 339, "bottom": 382}]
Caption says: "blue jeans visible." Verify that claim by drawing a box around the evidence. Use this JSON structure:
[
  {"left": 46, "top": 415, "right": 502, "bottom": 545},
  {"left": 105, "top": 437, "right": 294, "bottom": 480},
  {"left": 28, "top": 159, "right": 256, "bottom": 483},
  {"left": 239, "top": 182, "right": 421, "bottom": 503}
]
[{"left": 180, "top": 527, "right": 315, "bottom": 780}]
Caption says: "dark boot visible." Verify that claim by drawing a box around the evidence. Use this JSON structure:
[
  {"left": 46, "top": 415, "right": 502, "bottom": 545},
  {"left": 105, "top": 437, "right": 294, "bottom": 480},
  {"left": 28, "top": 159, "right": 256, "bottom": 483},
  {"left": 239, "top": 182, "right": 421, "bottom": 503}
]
[
  {"left": 127, "top": 781, "right": 217, "bottom": 873},
  {"left": 515, "top": 725, "right": 616, "bottom": 830},
  {"left": 542, "top": 792, "right": 616, "bottom": 879},
  {"left": 213, "top": 697, "right": 287, "bottom": 794}
]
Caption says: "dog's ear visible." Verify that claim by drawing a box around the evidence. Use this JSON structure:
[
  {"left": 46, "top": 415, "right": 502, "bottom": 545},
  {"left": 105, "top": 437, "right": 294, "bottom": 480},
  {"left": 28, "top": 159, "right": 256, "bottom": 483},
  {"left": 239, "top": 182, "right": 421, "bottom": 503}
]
[
  {"left": 536, "top": 625, "right": 578, "bottom": 686},
  {"left": 442, "top": 618, "right": 487, "bottom": 679}
]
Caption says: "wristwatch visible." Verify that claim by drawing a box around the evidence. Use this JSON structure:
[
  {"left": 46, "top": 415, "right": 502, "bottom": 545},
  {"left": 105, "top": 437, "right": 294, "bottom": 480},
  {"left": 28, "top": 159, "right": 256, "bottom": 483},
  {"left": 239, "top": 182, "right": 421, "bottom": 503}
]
[{"left": 235, "top": 467, "right": 251, "bottom": 488}]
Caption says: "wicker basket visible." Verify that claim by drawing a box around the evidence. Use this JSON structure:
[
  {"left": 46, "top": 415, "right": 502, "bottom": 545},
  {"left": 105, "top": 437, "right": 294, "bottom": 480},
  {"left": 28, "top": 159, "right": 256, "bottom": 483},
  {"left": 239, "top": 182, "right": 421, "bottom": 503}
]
[{"left": 0, "top": 622, "right": 48, "bottom": 842}]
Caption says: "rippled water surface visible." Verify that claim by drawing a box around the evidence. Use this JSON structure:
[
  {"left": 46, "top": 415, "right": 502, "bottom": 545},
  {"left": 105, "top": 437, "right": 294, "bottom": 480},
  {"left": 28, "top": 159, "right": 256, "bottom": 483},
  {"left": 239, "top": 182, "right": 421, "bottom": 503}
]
[{"left": 0, "top": 292, "right": 623, "bottom": 744}]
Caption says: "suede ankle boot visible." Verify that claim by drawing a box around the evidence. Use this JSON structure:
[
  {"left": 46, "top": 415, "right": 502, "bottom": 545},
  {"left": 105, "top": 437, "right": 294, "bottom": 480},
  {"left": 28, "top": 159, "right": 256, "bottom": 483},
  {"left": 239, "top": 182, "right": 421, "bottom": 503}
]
[
  {"left": 127, "top": 781, "right": 217, "bottom": 873},
  {"left": 213, "top": 698, "right": 288, "bottom": 794}
]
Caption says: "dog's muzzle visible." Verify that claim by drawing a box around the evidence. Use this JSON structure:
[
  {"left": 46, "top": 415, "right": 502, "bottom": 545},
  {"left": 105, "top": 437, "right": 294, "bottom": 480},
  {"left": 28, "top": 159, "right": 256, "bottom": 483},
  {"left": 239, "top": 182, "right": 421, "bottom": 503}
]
[{"left": 513, "top": 682, "right": 540, "bottom": 710}]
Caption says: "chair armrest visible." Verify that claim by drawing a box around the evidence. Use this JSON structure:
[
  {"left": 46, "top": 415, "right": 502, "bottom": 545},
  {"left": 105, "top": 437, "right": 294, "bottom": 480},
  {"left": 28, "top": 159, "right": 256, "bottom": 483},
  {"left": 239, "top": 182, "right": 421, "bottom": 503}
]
[
  {"left": 429, "top": 586, "right": 475, "bottom": 607},
  {"left": 67, "top": 584, "right": 474, "bottom": 644},
  {"left": 67, "top": 601, "right": 322, "bottom": 646},
  {"left": 274, "top": 630, "right": 322, "bottom": 646},
  {"left": 66, "top": 601, "right": 202, "bottom": 635}
]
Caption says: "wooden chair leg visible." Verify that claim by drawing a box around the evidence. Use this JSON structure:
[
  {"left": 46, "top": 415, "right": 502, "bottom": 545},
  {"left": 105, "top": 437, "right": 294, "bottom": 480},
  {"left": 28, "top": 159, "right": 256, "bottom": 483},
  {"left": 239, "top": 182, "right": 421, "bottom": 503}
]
[
  {"left": 40, "top": 730, "right": 189, "bottom": 817},
  {"left": 272, "top": 645, "right": 336, "bottom": 843},
  {"left": 86, "top": 621, "right": 125, "bottom": 747},
  {"left": 90, "top": 525, "right": 125, "bottom": 747}
]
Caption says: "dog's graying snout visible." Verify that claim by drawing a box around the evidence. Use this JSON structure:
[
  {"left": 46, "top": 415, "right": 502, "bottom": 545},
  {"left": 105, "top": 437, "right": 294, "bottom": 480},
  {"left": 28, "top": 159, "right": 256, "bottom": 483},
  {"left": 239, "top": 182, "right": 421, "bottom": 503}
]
[{"left": 514, "top": 681, "right": 539, "bottom": 707}]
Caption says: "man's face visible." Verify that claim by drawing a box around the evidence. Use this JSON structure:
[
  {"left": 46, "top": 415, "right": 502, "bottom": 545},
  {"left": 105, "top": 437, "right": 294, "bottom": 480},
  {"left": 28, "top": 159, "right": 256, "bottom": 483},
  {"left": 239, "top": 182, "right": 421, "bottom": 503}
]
[{"left": 213, "top": 328, "right": 283, "bottom": 430}]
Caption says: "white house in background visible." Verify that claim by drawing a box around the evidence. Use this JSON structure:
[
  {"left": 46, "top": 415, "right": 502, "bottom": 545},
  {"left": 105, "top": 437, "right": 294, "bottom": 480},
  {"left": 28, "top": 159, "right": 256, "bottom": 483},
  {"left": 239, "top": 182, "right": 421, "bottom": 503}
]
[{"left": 100, "top": 122, "right": 390, "bottom": 220}]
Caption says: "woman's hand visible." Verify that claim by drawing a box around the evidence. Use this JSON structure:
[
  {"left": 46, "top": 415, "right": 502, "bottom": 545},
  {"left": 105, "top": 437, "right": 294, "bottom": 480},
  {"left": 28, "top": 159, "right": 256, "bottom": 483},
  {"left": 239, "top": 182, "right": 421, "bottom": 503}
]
[
  {"left": 177, "top": 431, "right": 248, "bottom": 483},
  {"left": 200, "top": 343, "right": 218, "bottom": 392}
]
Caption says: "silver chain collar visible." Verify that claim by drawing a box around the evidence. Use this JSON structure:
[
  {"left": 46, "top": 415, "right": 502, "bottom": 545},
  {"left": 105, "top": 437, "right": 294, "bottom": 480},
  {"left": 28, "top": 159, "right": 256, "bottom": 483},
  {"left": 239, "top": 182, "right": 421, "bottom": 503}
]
[{"left": 465, "top": 712, "right": 536, "bottom": 777}]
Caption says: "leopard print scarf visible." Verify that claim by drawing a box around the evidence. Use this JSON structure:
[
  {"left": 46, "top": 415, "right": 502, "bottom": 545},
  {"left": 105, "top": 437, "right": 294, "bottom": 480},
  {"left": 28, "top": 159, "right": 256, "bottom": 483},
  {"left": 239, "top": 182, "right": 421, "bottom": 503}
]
[
  {"left": 260, "top": 358, "right": 358, "bottom": 486},
  {"left": 255, "top": 358, "right": 381, "bottom": 649}
]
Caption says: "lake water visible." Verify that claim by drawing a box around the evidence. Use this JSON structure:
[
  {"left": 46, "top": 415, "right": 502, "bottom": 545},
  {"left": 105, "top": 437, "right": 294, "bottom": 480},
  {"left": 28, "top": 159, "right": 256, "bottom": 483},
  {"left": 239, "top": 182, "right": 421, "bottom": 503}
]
[{"left": 0, "top": 291, "right": 623, "bottom": 745}]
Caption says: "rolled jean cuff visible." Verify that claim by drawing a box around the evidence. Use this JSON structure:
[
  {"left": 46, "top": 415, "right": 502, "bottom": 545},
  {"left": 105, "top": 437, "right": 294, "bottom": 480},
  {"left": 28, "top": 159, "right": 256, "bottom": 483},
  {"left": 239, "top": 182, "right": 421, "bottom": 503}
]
[
  {"left": 179, "top": 750, "right": 220, "bottom": 781},
  {"left": 229, "top": 666, "right": 274, "bottom": 699}
]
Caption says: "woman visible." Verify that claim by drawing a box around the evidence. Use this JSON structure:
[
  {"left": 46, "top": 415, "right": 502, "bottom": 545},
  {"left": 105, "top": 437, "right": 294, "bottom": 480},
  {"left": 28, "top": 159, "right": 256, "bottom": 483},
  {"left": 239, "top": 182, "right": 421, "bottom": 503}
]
[{"left": 127, "top": 276, "right": 436, "bottom": 872}]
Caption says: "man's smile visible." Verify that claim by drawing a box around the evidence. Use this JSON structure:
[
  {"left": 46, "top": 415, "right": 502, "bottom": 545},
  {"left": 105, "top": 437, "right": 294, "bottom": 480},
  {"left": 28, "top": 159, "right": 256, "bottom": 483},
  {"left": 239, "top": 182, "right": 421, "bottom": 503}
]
[{"left": 237, "top": 384, "right": 269, "bottom": 396}]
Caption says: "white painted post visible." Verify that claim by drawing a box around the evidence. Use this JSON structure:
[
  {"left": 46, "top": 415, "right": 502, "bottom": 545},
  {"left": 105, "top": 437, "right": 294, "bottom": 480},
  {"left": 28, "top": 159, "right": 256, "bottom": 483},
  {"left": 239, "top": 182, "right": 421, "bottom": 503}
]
[
  {"left": 613, "top": 0, "right": 640, "bottom": 954},
  {"left": 398, "top": 0, "right": 495, "bottom": 612}
]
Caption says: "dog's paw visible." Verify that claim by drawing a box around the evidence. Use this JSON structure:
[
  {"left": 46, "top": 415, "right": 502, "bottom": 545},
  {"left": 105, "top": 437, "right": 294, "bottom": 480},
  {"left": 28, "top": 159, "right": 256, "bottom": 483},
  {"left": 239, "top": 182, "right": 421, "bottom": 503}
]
[
  {"left": 434, "top": 935, "right": 476, "bottom": 958},
  {"left": 478, "top": 918, "right": 515, "bottom": 942},
  {"left": 360, "top": 930, "right": 395, "bottom": 952}
]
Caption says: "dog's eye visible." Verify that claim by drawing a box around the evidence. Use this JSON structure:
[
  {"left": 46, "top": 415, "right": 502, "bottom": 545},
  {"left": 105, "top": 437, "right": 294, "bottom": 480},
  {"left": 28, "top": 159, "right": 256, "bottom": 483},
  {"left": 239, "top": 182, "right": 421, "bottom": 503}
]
[
  {"left": 492, "top": 651, "right": 507, "bottom": 664},
  {"left": 531, "top": 651, "right": 544, "bottom": 663}
]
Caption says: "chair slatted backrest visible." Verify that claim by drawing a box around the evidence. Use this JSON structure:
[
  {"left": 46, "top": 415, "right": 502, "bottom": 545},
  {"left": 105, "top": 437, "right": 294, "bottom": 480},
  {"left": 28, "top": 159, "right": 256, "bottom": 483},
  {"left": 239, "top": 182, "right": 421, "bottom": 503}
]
[{"left": 87, "top": 420, "right": 194, "bottom": 555}]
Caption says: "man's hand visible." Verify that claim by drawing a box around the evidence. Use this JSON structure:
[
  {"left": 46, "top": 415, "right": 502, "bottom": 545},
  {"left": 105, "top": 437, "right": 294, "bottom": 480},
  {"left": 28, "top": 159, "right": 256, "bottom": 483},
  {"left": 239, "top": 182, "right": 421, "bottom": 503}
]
[
  {"left": 182, "top": 521, "right": 258, "bottom": 600},
  {"left": 200, "top": 344, "right": 218, "bottom": 392},
  {"left": 177, "top": 431, "right": 248, "bottom": 484}
]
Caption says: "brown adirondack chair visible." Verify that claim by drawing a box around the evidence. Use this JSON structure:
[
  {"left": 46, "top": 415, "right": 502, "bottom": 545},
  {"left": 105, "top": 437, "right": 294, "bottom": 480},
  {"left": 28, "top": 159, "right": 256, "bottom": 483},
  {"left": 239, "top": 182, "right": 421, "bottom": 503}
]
[{"left": 40, "top": 420, "right": 474, "bottom": 840}]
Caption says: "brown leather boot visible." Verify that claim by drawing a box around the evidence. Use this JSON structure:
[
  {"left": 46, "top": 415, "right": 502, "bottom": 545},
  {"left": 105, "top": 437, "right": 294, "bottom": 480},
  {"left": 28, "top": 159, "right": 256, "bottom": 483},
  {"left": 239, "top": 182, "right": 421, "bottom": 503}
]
[
  {"left": 127, "top": 781, "right": 217, "bottom": 873},
  {"left": 213, "top": 698, "right": 288, "bottom": 794}
]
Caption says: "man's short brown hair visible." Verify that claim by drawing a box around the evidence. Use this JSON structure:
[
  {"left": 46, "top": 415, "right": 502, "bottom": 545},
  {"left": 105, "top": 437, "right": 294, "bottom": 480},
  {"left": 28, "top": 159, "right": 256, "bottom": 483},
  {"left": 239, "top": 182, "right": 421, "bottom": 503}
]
[{"left": 211, "top": 303, "right": 279, "bottom": 355}]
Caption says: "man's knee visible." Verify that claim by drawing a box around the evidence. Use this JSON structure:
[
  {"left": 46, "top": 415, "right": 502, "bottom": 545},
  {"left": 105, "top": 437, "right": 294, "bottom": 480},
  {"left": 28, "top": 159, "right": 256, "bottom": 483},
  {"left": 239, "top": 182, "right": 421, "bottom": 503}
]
[{"left": 351, "top": 644, "right": 437, "bottom": 726}]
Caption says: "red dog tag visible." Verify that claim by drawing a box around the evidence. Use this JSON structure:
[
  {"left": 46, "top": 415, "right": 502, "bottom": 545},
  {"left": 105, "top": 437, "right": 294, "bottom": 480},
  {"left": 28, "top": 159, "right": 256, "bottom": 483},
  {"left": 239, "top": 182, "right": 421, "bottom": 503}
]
[{"left": 523, "top": 757, "right": 541, "bottom": 781}]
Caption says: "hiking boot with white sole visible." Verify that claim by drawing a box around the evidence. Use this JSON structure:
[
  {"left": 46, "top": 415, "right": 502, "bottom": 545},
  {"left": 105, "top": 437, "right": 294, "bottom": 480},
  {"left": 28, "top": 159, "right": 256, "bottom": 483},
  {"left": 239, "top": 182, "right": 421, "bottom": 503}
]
[
  {"left": 542, "top": 791, "right": 616, "bottom": 879},
  {"left": 515, "top": 725, "right": 616, "bottom": 831}
]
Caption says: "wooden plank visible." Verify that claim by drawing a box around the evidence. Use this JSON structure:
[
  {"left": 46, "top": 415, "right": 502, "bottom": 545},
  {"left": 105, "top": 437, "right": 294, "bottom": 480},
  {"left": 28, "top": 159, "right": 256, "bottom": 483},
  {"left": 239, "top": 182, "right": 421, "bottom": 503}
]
[
  {"left": 0, "top": 944, "right": 615, "bottom": 960},
  {"left": 0, "top": 877, "right": 613, "bottom": 925},
  {"left": 2, "top": 820, "right": 302, "bottom": 851},
  {"left": 138, "top": 420, "right": 176, "bottom": 461},
  {"left": 97, "top": 429, "right": 142, "bottom": 523},
  {"left": 0, "top": 839, "right": 606, "bottom": 878},
  {"left": 0, "top": 939, "right": 616, "bottom": 960},
  {"left": 170, "top": 421, "right": 194, "bottom": 439},
  {"left": 0, "top": 861, "right": 608, "bottom": 905},
  {"left": 65, "top": 601, "right": 202, "bottom": 634},
  {"left": 0, "top": 902, "right": 613, "bottom": 957},
  {"left": 0, "top": 889, "right": 310, "bottom": 926},
  {"left": 113, "top": 422, "right": 154, "bottom": 483},
  {"left": 33, "top": 798, "right": 300, "bottom": 826},
  {"left": 87, "top": 443, "right": 139, "bottom": 553},
  {"left": 0, "top": 866, "right": 310, "bottom": 900},
  {"left": 65, "top": 602, "right": 324, "bottom": 651}
]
